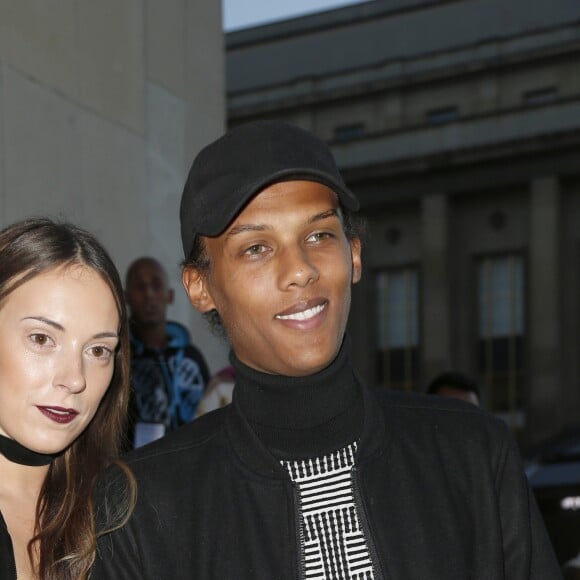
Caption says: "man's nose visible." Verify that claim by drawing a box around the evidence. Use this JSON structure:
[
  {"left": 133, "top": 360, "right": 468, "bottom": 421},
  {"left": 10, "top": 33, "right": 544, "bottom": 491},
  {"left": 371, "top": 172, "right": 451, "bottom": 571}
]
[{"left": 278, "top": 246, "right": 320, "bottom": 290}]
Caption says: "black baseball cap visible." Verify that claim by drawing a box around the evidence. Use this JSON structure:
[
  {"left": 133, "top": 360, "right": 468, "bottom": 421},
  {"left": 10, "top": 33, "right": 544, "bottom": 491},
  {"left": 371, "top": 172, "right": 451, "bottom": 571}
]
[{"left": 179, "top": 120, "right": 359, "bottom": 258}]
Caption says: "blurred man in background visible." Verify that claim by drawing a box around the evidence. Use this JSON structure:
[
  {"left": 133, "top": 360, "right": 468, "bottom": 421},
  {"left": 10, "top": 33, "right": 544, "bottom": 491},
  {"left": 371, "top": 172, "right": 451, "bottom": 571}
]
[
  {"left": 125, "top": 257, "right": 209, "bottom": 447},
  {"left": 427, "top": 370, "right": 480, "bottom": 407}
]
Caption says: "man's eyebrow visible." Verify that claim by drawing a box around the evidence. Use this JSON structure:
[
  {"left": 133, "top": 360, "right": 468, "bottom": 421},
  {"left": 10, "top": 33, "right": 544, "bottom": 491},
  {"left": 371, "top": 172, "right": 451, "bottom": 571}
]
[
  {"left": 226, "top": 223, "right": 273, "bottom": 238},
  {"left": 21, "top": 316, "right": 119, "bottom": 340},
  {"left": 225, "top": 209, "right": 340, "bottom": 238},
  {"left": 308, "top": 209, "right": 341, "bottom": 224}
]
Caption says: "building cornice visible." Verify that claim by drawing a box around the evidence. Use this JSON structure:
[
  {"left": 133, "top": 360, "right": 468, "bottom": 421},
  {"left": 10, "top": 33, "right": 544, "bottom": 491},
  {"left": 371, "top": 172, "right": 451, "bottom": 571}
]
[
  {"left": 228, "top": 22, "right": 580, "bottom": 117},
  {"left": 226, "top": 0, "right": 462, "bottom": 48}
]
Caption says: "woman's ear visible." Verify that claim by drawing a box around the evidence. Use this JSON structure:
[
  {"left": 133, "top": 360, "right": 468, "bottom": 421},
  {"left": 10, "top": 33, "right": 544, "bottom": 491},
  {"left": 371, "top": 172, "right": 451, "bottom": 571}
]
[{"left": 182, "top": 267, "right": 216, "bottom": 313}]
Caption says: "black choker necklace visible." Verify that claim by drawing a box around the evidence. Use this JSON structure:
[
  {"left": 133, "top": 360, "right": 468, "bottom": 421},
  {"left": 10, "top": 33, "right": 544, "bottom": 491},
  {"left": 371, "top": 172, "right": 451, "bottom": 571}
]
[{"left": 0, "top": 434, "right": 57, "bottom": 466}]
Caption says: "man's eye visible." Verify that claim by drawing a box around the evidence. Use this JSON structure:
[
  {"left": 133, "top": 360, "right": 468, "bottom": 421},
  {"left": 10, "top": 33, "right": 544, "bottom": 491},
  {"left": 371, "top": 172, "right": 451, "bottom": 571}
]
[
  {"left": 244, "top": 244, "right": 266, "bottom": 255},
  {"left": 308, "top": 232, "right": 332, "bottom": 242}
]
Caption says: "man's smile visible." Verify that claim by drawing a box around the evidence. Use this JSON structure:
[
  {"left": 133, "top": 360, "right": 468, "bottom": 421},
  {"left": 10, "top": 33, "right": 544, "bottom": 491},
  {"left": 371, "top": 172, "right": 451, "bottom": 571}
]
[{"left": 275, "top": 301, "right": 327, "bottom": 322}]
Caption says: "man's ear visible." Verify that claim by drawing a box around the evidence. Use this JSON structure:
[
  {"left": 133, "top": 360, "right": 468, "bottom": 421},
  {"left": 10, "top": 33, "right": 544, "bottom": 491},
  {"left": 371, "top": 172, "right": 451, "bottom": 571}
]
[
  {"left": 182, "top": 267, "right": 216, "bottom": 313},
  {"left": 350, "top": 237, "right": 362, "bottom": 284}
]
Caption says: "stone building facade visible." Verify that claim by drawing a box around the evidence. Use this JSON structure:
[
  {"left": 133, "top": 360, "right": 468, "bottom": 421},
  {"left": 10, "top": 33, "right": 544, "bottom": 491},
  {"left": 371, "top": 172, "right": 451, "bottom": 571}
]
[{"left": 226, "top": 0, "right": 580, "bottom": 444}]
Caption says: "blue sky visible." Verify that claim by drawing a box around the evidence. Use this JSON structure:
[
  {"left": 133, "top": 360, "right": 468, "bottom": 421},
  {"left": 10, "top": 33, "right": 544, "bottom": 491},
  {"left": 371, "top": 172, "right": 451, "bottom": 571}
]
[{"left": 223, "top": 0, "right": 366, "bottom": 31}]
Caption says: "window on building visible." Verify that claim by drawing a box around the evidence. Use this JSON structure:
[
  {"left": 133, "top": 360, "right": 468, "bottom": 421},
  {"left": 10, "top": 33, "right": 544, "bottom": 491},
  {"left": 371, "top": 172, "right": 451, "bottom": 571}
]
[
  {"left": 478, "top": 255, "right": 525, "bottom": 421},
  {"left": 333, "top": 122, "right": 366, "bottom": 141},
  {"left": 426, "top": 106, "right": 459, "bottom": 126},
  {"left": 376, "top": 267, "right": 419, "bottom": 390},
  {"left": 523, "top": 87, "right": 558, "bottom": 106}
]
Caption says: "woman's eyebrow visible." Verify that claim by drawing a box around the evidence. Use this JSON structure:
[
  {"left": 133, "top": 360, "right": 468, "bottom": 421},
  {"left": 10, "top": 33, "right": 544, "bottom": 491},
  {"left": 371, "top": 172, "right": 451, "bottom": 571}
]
[
  {"left": 21, "top": 316, "right": 118, "bottom": 340},
  {"left": 93, "top": 332, "right": 119, "bottom": 340},
  {"left": 21, "top": 316, "right": 64, "bottom": 331}
]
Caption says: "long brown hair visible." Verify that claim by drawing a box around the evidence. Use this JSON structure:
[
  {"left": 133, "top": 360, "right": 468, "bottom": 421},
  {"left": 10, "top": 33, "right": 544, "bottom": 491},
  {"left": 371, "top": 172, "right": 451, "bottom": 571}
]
[{"left": 0, "top": 218, "right": 135, "bottom": 579}]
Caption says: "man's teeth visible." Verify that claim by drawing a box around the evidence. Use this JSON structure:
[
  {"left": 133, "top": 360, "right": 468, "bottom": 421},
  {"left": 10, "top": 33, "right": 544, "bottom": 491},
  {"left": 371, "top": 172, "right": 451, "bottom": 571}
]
[{"left": 276, "top": 304, "right": 324, "bottom": 321}]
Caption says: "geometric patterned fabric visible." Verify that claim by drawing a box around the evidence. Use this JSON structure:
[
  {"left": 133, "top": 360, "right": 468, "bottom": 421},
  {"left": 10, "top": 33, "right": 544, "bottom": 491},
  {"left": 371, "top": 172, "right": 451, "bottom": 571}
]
[{"left": 281, "top": 443, "right": 375, "bottom": 579}]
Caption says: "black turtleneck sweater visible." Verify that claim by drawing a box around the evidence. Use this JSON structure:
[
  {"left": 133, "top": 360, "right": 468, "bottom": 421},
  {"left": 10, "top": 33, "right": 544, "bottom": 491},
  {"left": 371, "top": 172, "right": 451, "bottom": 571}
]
[
  {"left": 230, "top": 338, "right": 376, "bottom": 580},
  {"left": 230, "top": 336, "right": 364, "bottom": 459}
]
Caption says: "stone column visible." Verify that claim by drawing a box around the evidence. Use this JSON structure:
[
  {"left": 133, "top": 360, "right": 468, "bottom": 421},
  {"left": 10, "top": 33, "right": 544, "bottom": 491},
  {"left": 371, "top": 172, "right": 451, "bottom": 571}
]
[
  {"left": 421, "top": 193, "right": 451, "bottom": 385},
  {"left": 528, "top": 176, "right": 561, "bottom": 443}
]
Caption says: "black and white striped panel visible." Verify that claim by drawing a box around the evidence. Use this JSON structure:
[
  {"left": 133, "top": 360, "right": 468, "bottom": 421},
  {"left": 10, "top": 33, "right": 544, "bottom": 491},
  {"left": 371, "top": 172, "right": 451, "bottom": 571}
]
[{"left": 282, "top": 443, "right": 375, "bottom": 580}]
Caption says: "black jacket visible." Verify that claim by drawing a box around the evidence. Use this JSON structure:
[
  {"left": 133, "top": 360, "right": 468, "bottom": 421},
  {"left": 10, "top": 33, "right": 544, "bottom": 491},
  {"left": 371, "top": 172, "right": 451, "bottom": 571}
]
[
  {"left": 0, "top": 511, "right": 16, "bottom": 580},
  {"left": 92, "top": 383, "right": 561, "bottom": 579}
]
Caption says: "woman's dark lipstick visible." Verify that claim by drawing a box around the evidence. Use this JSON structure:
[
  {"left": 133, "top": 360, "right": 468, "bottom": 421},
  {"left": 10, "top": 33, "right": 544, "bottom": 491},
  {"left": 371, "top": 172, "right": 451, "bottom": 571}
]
[{"left": 37, "top": 406, "right": 79, "bottom": 424}]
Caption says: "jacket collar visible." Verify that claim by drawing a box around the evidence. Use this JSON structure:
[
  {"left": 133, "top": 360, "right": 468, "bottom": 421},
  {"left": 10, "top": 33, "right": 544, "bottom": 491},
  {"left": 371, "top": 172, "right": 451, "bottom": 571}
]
[{"left": 225, "top": 373, "right": 387, "bottom": 479}]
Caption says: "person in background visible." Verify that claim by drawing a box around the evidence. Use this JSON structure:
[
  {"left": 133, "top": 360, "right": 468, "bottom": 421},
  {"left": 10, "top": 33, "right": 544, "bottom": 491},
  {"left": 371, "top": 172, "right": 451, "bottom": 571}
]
[
  {"left": 427, "top": 370, "right": 481, "bottom": 407},
  {"left": 0, "top": 218, "right": 134, "bottom": 580},
  {"left": 92, "top": 121, "right": 560, "bottom": 579},
  {"left": 124, "top": 257, "right": 210, "bottom": 447},
  {"left": 563, "top": 554, "right": 580, "bottom": 580}
]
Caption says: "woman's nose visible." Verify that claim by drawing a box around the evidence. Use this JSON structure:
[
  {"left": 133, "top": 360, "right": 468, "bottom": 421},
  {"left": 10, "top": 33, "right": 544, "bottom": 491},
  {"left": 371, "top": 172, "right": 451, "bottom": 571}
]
[{"left": 54, "top": 354, "right": 87, "bottom": 394}]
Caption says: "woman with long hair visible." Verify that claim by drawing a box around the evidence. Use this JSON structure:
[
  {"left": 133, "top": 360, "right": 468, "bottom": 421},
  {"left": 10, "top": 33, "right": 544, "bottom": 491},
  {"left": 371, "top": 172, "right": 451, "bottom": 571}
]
[{"left": 0, "top": 218, "right": 135, "bottom": 580}]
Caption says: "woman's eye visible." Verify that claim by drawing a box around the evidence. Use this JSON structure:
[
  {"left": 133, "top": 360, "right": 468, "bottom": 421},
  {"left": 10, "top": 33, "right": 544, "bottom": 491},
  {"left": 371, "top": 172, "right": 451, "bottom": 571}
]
[
  {"left": 90, "top": 346, "right": 113, "bottom": 359},
  {"left": 30, "top": 333, "right": 51, "bottom": 346}
]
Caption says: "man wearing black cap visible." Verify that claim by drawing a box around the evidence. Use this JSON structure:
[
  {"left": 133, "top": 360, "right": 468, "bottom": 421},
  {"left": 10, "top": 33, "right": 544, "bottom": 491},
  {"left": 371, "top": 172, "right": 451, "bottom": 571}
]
[{"left": 92, "top": 121, "right": 560, "bottom": 579}]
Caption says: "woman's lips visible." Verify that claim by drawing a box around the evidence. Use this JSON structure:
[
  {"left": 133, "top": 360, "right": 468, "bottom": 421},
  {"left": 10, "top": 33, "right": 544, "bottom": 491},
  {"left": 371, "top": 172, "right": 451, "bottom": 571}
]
[{"left": 37, "top": 406, "right": 79, "bottom": 424}]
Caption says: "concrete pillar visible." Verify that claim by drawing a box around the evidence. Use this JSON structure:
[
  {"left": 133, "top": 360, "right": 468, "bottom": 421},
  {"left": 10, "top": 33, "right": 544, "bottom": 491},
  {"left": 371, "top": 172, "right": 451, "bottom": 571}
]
[
  {"left": 421, "top": 193, "right": 451, "bottom": 385},
  {"left": 0, "top": 2, "right": 228, "bottom": 374},
  {"left": 528, "top": 176, "right": 562, "bottom": 443}
]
